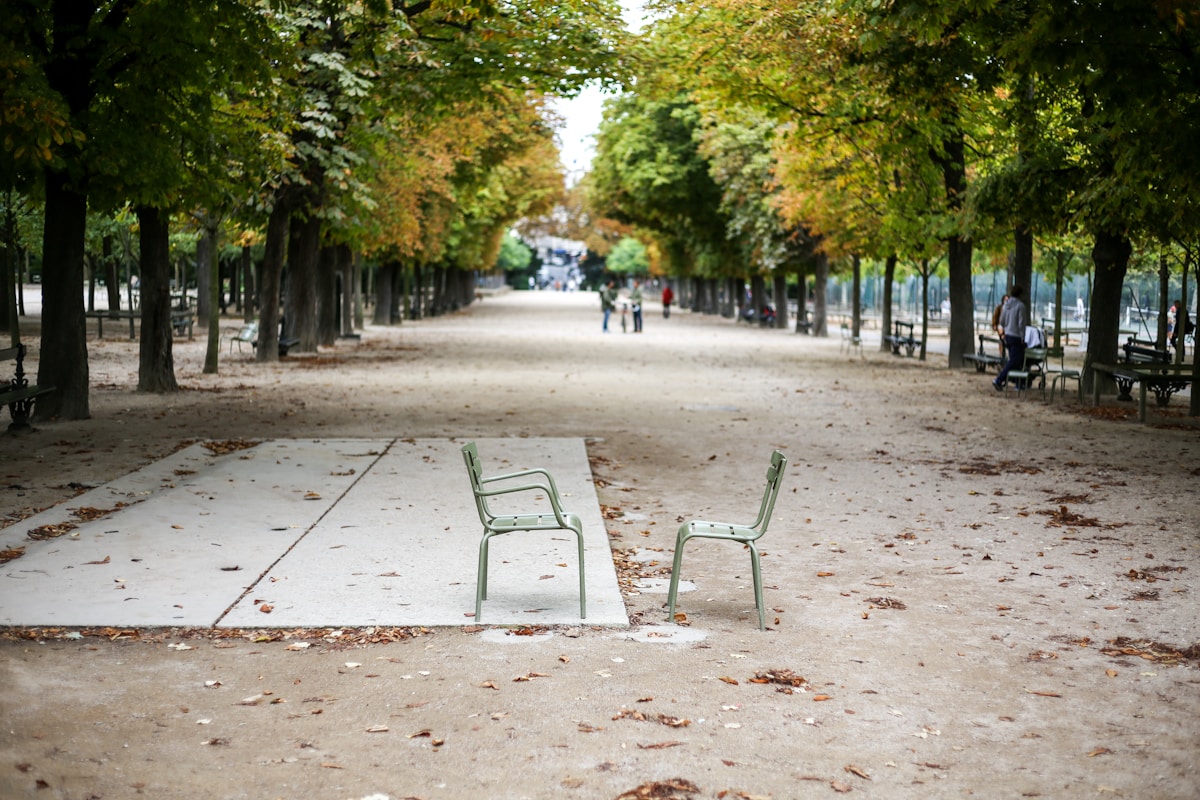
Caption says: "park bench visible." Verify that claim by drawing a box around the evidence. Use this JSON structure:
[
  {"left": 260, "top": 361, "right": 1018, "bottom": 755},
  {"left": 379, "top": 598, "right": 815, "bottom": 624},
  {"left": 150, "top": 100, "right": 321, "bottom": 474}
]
[
  {"left": 1121, "top": 338, "right": 1170, "bottom": 366},
  {"left": 962, "top": 334, "right": 1005, "bottom": 372},
  {"left": 251, "top": 335, "right": 302, "bottom": 357},
  {"left": 85, "top": 309, "right": 138, "bottom": 339},
  {"left": 171, "top": 309, "right": 195, "bottom": 339},
  {"left": 884, "top": 320, "right": 917, "bottom": 357},
  {"left": 0, "top": 343, "right": 54, "bottom": 432},
  {"left": 1099, "top": 338, "right": 1174, "bottom": 402}
]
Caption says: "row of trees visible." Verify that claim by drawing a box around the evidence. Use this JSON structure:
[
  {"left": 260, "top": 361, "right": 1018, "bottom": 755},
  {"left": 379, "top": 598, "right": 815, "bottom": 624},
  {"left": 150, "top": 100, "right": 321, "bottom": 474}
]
[
  {"left": 580, "top": 0, "right": 1199, "bottom": 407},
  {"left": 1, "top": 0, "right": 626, "bottom": 421}
]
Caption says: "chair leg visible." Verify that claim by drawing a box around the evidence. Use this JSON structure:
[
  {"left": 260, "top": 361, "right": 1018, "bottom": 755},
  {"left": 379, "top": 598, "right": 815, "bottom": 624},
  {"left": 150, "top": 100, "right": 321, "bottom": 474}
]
[
  {"left": 574, "top": 525, "right": 587, "bottom": 619},
  {"left": 666, "top": 528, "right": 688, "bottom": 623},
  {"left": 476, "top": 534, "right": 491, "bottom": 622},
  {"left": 749, "top": 543, "right": 765, "bottom": 630}
]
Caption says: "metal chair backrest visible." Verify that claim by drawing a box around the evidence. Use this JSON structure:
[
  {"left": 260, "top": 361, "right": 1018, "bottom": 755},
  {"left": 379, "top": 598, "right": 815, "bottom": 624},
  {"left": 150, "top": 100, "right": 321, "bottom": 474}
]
[
  {"left": 461, "top": 441, "right": 492, "bottom": 520},
  {"left": 747, "top": 450, "right": 787, "bottom": 538}
]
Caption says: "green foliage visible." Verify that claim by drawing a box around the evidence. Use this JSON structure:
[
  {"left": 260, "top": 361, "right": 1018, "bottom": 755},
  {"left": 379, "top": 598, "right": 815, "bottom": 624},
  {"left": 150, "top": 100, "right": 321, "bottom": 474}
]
[
  {"left": 495, "top": 232, "right": 533, "bottom": 272},
  {"left": 589, "top": 91, "right": 731, "bottom": 276},
  {"left": 605, "top": 236, "right": 649, "bottom": 274}
]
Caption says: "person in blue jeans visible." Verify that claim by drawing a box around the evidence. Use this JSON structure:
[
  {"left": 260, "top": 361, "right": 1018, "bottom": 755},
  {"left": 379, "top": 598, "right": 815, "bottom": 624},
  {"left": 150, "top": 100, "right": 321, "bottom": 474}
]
[
  {"left": 994, "top": 285, "right": 1029, "bottom": 390},
  {"left": 600, "top": 280, "right": 617, "bottom": 332}
]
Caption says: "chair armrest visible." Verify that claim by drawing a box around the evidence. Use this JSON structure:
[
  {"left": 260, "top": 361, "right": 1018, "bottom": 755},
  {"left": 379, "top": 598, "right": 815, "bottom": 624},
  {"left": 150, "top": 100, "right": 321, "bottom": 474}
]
[
  {"left": 481, "top": 467, "right": 564, "bottom": 497},
  {"left": 476, "top": 481, "right": 572, "bottom": 526}
]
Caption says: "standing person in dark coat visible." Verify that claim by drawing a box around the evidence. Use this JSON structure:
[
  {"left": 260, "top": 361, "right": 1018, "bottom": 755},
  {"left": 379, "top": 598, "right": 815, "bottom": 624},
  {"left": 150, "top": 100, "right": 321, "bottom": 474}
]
[{"left": 993, "top": 286, "right": 1029, "bottom": 391}]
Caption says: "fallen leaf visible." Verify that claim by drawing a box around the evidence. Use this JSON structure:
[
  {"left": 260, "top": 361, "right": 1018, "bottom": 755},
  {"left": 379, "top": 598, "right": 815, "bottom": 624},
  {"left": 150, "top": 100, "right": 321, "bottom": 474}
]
[
  {"left": 407, "top": 729, "right": 433, "bottom": 739},
  {"left": 1087, "top": 747, "right": 1113, "bottom": 757},
  {"left": 238, "top": 694, "right": 263, "bottom": 705},
  {"left": 365, "top": 725, "right": 389, "bottom": 733},
  {"left": 813, "top": 694, "right": 832, "bottom": 702},
  {"left": 830, "top": 779, "right": 853, "bottom": 793},
  {"left": 259, "top": 604, "right": 274, "bottom": 614},
  {"left": 718, "top": 676, "right": 739, "bottom": 685},
  {"left": 817, "top": 571, "right": 835, "bottom": 578},
  {"left": 637, "top": 741, "right": 685, "bottom": 750},
  {"left": 615, "top": 778, "right": 700, "bottom": 799},
  {"left": 479, "top": 680, "right": 499, "bottom": 690},
  {"left": 83, "top": 556, "right": 111, "bottom": 565},
  {"left": 845, "top": 764, "right": 871, "bottom": 780}
]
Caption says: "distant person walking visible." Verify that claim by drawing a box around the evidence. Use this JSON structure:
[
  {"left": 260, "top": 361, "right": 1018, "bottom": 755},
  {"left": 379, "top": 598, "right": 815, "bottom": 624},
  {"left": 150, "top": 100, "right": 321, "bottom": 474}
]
[
  {"left": 661, "top": 284, "right": 674, "bottom": 318},
  {"left": 992, "top": 293, "right": 1009, "bottom": 359},
  {"left": 600, "top": 281, "right": 617, "bottom": 332},
  {"left": 1168, "top": 298, "right": 1193, "bottom": 357},
  {"left": 993, "top": 286, "right": 1029, "bottom": 391},
  {"left": 630, "top": 281, "right": 644, "bottom": 332}
]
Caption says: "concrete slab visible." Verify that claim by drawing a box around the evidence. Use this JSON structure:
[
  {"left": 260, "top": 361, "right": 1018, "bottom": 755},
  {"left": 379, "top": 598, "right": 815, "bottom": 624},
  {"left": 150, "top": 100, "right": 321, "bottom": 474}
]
[{"left": 0, "top": 438, "right": 626, "bottom": 628}]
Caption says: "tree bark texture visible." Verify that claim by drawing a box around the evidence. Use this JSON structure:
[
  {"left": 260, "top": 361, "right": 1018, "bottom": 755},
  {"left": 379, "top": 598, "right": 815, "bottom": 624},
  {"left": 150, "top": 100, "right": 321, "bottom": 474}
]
[
  {"left": 851, "top": 255, "right": 862, "bottom": 338},
  {"left": 373, "top": 262, "right": 394, "bottom": 326},
  {"left": 773, "top": 272, "right": 789, "bottom": 330},
  {"left": 35, "top": 176, "right": 90, "bottom": 420},
  {"left": 1083, "top": 230, "right": 1132, "bottom": 395},
  {"left": 939, "top": 129, "right": 975, "bottom": 370},
  {"left": 317, "top": 244, "right": 338, "bottom": 346},
  {"left": 285, "top": 213, "right": 321, "bottom": 352},
  {"left": 257, "top": 203, "right": 290, "bottom": 363},
  {"left": 881, "top": 254, "right": 897, "bottom": 352},
  {"left": 195, "top": 229, "right": 212, "bottom": 325},
  {"left": 813, "top": 252, "right": 829, "bottom": 337},
  {"left": 202, "top": 223, "right": 220, "bottom": 375},
  {"left": 241, "top": 246, "right": 255, "bottom": 323},
  {"left": 135, "top": 206, "right": 179, "bottom": 393}
]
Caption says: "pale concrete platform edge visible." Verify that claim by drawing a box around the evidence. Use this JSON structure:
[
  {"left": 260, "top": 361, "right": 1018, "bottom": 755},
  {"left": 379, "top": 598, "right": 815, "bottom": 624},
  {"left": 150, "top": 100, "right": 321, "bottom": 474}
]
[{"left": 0, "top": 437, "right": 628, "bottom": 629}]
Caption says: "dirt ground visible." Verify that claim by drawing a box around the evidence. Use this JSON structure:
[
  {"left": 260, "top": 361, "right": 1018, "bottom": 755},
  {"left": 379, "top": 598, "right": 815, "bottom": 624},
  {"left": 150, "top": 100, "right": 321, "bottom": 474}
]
[{"left": 1, "top": 290, "right": 1198, "bottom": 800}]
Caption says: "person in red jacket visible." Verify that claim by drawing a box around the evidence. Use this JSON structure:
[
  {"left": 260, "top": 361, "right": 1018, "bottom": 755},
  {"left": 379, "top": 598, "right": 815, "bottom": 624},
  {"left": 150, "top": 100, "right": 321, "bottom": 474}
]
[{"left": 661, "top": 284, "right": 674, "bottom": 319}]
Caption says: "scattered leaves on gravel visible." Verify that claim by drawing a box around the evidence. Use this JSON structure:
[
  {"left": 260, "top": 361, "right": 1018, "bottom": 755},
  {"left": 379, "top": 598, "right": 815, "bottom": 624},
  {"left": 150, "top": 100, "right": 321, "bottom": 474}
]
[{"left": 614, "top": 778, "right": 700, "bottom": 799}]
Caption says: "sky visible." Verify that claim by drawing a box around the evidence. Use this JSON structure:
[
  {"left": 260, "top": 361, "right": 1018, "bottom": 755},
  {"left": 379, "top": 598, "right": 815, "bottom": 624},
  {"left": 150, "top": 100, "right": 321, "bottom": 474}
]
[{"left": 548, "top": 1, "right": 648, "bottom": 184}]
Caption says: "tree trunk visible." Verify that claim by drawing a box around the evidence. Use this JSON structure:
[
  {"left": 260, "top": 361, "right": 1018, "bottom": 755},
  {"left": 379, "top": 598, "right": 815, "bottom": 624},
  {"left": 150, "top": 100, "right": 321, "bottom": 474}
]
[
  {"left": 35, "top": 175, "right": 90, "bottom": 420},
  {"left": 352, "top": 253, "right": 364, "bottom": 329},
  {"left": 941, "top": 130, "right": 975, "bottom": 369},
  {"left": 773, "top": 271, "right": 789, "bottom": 329},
  {"left": 257, "top": 203, "right": 290, "bottom": 363},
  {"left": 241, "top": 245, "right": 255, "bottom": 323},
  {"left": 1157, "top": 253, "right": 1170, "bottom": 348},
  {"left": 195, "top": 228, "right": 212, "bottom": 325},
  {"left": 1083, "top": 230, "right": 1132, "bottom": 395},
  {"left": 1188, "top": 257, "right": 1198, "bottom": 416},
  {"left": 919, "top": 260, "right": 930, "bottom": 361},
  {"left": 317, "top": 243, "right": 338, "bottom": 346},
  {"left": 103, "top": 235, "right": 121, "bottom": 312},
  {"left": 285, "top": 213, "right": 321, "bottom": 352},
  {"left": 373, "top": 262, "right": 394, "bottom": 325},
  {"left": 750, "top": 275, "right": 766, "bottom": 325},
  {"left": 1011, "top": 224, "right": 1033, "bottom": 308},
  {"left": 202, "top": 221, "right": 221, "bottom": 374},
  {"left": 794, "top": 268, "right": 807, "bottom": 333},
  {"left": 881, "top": 254, "right": 897, "bottom": 352},
  {"left": 851, "top": 254, "right": 862, "bottom": 339},
  {"left": 136, "top": 206, "right": 179, "bottom": 393},
  {"left": 813, "top": 252, "right": 829, "bottom": 337}
]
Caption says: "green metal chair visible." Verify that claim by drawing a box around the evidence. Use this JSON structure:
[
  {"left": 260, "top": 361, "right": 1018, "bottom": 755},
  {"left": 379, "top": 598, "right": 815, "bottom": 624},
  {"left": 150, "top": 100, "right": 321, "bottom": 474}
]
[
  {"left": 461, "top": 442, "right": 586, "bottom": 622},
  {"left": 667, "top": 450, "right": 787, "bottom": 630},
  {"left": 1046, "top": 347, "right": 1083, "bottom": 402},
  {"left": 1005, "top": 346, "right": 1048, "bottom": 399}
]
